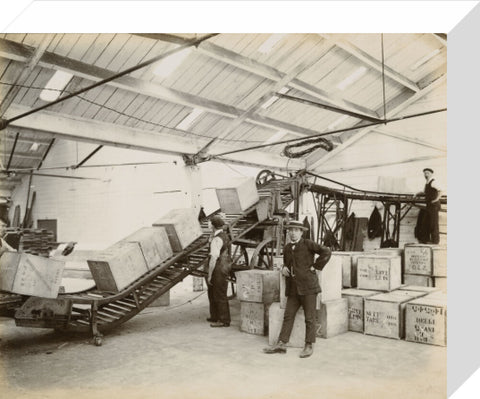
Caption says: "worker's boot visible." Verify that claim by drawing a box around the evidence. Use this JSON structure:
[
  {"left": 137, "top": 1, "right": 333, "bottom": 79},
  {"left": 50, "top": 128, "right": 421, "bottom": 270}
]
[
  {"left": 263, "top": 341, "right": 287, "bottom": 354},
  {"left": 299, "top": 343, "right": 313, "bottom": 358}
]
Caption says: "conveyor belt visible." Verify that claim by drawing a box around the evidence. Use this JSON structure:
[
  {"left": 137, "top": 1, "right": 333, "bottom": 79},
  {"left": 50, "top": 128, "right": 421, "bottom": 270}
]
[{"left": 5, "top": 176, "right": 298, "bottom": 343}]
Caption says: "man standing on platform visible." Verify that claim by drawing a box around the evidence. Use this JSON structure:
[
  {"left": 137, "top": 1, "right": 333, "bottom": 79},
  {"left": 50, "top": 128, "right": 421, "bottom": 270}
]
[
  {"left": 206, "top": 215, "right": 232, "bottom": 328},
  {"left": 415, "top": 168, "right": 442, "bottom": 244},
  {"left": 264, "top": 220, "right": 331, "bottom": 358}
]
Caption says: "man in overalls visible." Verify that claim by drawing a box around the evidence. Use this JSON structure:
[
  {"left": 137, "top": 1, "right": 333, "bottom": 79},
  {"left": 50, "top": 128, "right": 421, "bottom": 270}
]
[
  {"left": 206, "top": 215, "right": 231, "bottom": 328},
  {"left": 416, "top": 168, "right": 442, "bottom": 244}
]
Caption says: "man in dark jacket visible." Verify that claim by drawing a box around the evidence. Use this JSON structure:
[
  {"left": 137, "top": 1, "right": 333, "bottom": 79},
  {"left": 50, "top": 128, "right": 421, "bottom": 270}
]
[{"left": 264, "top": 220, "right": 331, "bottom": 358}]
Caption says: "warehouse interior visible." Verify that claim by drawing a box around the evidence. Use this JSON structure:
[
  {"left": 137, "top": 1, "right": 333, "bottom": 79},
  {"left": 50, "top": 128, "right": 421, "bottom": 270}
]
[{"left": 0, "top": 30, "right": 452, "bottom": 399}]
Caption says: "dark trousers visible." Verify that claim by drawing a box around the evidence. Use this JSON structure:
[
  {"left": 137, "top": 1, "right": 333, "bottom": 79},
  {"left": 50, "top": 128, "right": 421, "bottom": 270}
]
[
  {"left": 426, "top": 204, "right": 440, "bottom": 244},
  {"left": 206, "top": 266, "right": 231, "bottom": 324},
  {"left": 279, "top": 284, "right": 317, "bottom": 344}
]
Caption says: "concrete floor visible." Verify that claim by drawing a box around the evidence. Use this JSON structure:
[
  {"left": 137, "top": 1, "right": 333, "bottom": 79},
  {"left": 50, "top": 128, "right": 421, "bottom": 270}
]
[{"left": 0, "top": 277, "right": 446, "bottom": 399}]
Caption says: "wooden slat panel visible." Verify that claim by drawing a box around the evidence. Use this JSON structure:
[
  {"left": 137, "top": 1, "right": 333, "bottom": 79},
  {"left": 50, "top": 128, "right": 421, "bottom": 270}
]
[
  {"left": 46, "top": 34, "right": 64, "bottom": 53},
  {"left": 80, "top": 33, "right": 116, "bottom": 65},
  {"left": 12, "top": 67, "right": 42, "bottom": 105},
  {"left": 122, "top": 95, "right": 153, "bottom": 127}
]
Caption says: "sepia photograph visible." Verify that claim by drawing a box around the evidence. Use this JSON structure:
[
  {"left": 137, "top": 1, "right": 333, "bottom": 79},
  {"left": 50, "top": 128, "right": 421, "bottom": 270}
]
[{"left": 0, "top": 2, "right": 477, "bottom": 399}]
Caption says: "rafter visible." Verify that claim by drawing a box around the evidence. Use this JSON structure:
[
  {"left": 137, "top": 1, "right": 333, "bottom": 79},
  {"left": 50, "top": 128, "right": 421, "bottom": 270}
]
[
  {"left": 0, "top": 34, "right": 54, "bottom": 117},
  {"left": 318, "top": 154, "right": 446, "bottom": 175},
  {"left": 5, "top": 104, "right": 304, "bottom": 171},
  {"left": 200, "top": 57, "right": 326, "bottom": 154},
  {"left": 133, "top": 34, "right": 381, "bottom": 121},
  {"left": 307, "top": 73, "right": 446, "bottom": 170},
  {"left": 0, "top": 38, "right": 325, "bottom": 140},
  {"left": 319, "top": 34, "right": 420, "bottom": 92},
  {"left": 1, "top": 151, "right": 43, "bottom": 161},
  {"left": 374, "top": 128, "right": 446, "bottom": 152}
]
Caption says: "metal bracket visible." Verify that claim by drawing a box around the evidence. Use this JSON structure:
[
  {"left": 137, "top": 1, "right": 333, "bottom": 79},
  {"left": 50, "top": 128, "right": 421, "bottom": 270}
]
[{"left": 182, "top": 153, "right": 211, "bottom": 166}]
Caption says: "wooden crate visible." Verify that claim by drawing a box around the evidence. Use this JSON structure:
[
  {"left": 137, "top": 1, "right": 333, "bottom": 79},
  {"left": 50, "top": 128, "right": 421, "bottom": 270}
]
[
  {"left": 403, "top": 274, "right": 434, "bottom": 287},
  {"left": 357, "top": 255, "right": 402, "bottom": 291},
  {"left": 405, "top": 293, "right": 447, "bottom": 346},
  {"left": 87, "top": 242, "right": 148, "bottom": 292},
  {"left": 399, "top": 285, "right": 440, "bottom": 294},
  {"left": 364, "top": 290, "right": 426, "bottom": 339},
  {"left": 432, "top": 247, "right": 447, "bottom": 277},
  {"left": 318, "top": 298, "right": 348, "bottom": 338},
  {"left": 117, "top": 227, "right": 173, "bottom": 270},
  {"left": 240, "top": 301, "right": 270, "bottom": 336},
  {"left": 152, "top": 208, "right": 203, "bottom": 252},
  {"left": 0, "top": 251, "right": 65, "bottom": 298},
  {"left": 404, "top": 244, "right": 434, "bottom": 276},
  {"left": 434, "top": 277, "right": 447, "bottom": 293},
  {"left": 52, "top": 250, "right": 97, "bottom": 279},
  {"left": 316, "top": 255, "right": 343, "bottom": 308},
  {"left": 332, "top": 251, "right": 363, "bottom": 288},
  {"left": 149, "top": 291, "right": 170, "bottom": 307},
  {"left": 235, "top": 270, "right": 280, "bottom": 303},
  {"left": 268, "top": 302, "right": 307, "bottom": 347},
  {"left": 192, "top": 276, "right": 204, "bottom": 292},
  {"left": 215, "top": 177, "right": 259, "bottom": 214},
  {"left": 341, "top": 288, "right": 381, "bottom": 333}
]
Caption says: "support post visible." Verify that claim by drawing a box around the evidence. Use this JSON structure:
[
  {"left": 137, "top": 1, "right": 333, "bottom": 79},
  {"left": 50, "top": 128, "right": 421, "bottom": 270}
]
[{"left": 185, "top": 164, "right": 205, "bottom": 291}]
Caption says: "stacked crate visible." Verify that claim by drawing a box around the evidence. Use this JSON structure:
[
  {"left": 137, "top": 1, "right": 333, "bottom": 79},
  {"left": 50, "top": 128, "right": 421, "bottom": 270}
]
[
  {"left": 87, "top": 208, "right": 202, "bottom": 293},
  {"left": 404, "top": 244, "right": 447, "bottom": 292},
  {"left": 364, "top": 290, "right": 428, "bottom": 339},
  {"left": 19, "top": 229, "right": 57, "bottom": 257},
  {"left": 405, "top": 291, "right": 447, "bottom": 346},
  {"left": 342, "top": 253, "right": 402, "bottom": 334},
  {"left": 235, "top": 270, "right": 280, "bottom": 336}
]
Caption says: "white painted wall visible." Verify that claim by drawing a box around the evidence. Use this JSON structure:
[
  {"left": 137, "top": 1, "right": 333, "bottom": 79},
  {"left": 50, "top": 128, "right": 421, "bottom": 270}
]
[{"left": 9, "top": 139, "right": 263, "bottom": 249}]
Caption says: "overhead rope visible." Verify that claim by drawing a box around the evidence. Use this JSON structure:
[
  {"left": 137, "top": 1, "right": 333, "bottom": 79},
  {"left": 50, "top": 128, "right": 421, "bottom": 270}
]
[
  {"left": 282, "top": 137, "right": 334, "bottom": 158},
  {"left": 0, "top": 33, "right": 219, "bottom": 130}
]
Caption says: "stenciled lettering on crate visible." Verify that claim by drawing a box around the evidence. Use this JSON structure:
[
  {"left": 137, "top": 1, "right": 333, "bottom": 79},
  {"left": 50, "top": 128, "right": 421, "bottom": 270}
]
[
  {"left": 342, "top": 288, "right": 381, "bottom": 333},
  {"left": 404, "top": 244, "right": 434, "bottom": 276},
  {"left": 235, "top": 270, "right": 280, "bottom": 303},
  {"left": 405, "top": 293, "right": 447, "bottom": 346},
  {"left": 356, "top": 255, "right": 402, "bottom": 292},
  {"left": 364, "top": 290, "right": 427, "bottom": 339},
  {"left": 240, "top": 301, "right": 271, "bottom": 336}
]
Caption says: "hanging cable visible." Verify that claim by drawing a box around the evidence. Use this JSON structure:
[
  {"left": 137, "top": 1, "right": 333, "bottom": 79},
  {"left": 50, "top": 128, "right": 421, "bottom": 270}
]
[
  {"left": 0, "top": 81, "right": 267, "bottom": 145},
  {"left": 282, "top": 136, "right": 334, "bottom": 158},
  {"left": 0, "top": 34, "right": 219, "bottom": 129}
]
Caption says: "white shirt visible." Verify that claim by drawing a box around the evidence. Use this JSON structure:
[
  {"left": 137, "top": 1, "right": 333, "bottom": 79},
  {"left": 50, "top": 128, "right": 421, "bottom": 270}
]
[{"left": 209, "top": 229, "right": 224, "bottom": 259}]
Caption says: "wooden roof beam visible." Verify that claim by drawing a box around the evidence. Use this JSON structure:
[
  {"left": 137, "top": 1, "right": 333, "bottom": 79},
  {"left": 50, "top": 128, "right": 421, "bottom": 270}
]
[
  {"left": 319, "top": 154, "right": 446, "bottom": 175},
  {"left": 1, "top": 150, "right": 43, "bottom": 161},
  {"left": 306, "top": 72, "right": 446, "bottom": 170},
  {"left": 0, "top": 38, "right": 324, "bottom": 140},
  {"left": 5, "top": 104, "right": 304, "bottom": 171},
  {"left": 0, "top": 34, "right": 55, "bottom": 117},
  {"left": 135, "top": 34, "right": 381, "bottom": 121},
  {"left": 319, "top": 34, "right": 420, "bottom": 93}
]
